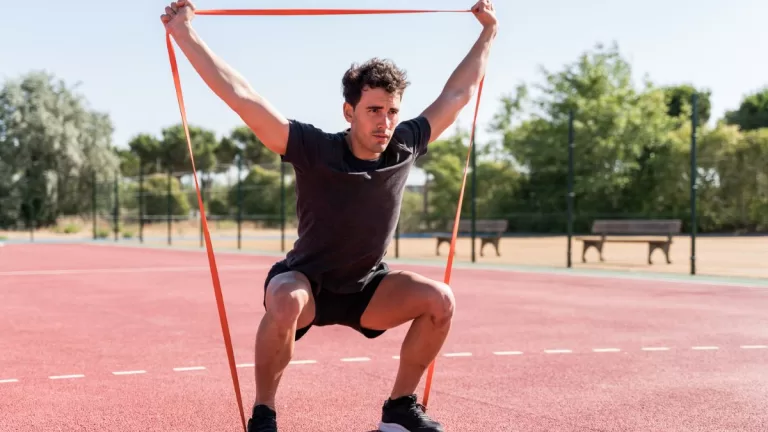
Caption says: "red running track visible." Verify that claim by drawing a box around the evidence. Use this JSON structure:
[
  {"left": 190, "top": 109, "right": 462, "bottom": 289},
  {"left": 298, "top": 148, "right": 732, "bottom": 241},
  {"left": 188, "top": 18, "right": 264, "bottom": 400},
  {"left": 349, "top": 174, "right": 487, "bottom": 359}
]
[{"left": 1, "top": 243, "right": 767, "bottom": 431}]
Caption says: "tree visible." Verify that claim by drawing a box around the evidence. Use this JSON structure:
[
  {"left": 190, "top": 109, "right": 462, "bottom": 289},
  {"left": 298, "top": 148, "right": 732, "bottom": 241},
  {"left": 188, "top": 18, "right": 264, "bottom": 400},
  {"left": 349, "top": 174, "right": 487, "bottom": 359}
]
[
  {"left": 724, "top": 87, "right": 768, "bottom": 131},
  {"left": 487, "top": 42, "right": 685, "bottom": 232},
  {"left": 216, "top": 125, "right": 279, "bottom": 170},
  {"left": 0, "top": 70, "right": 118, "bottom": 227},
  {"left": 662, "top": 84, "right": 711, "bottom": 125}
]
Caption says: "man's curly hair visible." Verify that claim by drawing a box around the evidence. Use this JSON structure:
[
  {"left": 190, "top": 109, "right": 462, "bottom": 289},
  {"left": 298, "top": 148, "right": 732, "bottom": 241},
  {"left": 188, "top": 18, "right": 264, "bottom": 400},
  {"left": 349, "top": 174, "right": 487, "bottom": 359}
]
[{"left": 342, "top": 58, "right": 410, "bottom": 108}]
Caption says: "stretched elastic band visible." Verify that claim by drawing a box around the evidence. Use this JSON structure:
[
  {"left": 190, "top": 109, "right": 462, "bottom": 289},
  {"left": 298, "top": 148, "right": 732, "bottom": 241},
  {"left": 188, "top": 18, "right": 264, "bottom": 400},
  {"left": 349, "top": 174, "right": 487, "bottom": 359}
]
[
  {"left": 196, "top": 8, "right": 469, "bottom": 16},
  {"left": 165, "top": 7, "right": 482, "bottom": 430}
]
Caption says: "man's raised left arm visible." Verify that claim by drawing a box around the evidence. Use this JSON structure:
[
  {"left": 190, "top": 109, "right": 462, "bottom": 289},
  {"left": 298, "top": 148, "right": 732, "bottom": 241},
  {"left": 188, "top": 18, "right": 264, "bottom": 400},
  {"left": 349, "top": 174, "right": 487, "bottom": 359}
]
[{"left": 421, "top": 0, "right": 498, "bottom": 143}]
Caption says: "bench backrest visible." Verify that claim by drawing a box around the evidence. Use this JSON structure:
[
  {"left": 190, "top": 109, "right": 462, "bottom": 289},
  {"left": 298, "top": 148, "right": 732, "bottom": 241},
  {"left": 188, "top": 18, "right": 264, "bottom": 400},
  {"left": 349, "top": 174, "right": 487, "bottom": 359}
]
[
  {"left": 457, "top": 219, "right": 508, "bottom": 233},
  {"left": 591, "top": 219, "right": 682, "bottom": 235}
]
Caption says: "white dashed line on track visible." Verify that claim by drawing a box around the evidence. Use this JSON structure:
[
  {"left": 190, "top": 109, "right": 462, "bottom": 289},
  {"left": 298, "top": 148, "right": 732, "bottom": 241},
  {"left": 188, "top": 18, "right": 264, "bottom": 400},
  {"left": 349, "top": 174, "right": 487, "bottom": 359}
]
[
  {"left": 4, "top": 344, "right": 763, "bottom": 386},
  {"left": 49, "top": 374, "right": 84, "bottom": 380},
  {"left": 173, "top": 366, "right": 206, "bottom": 372},
  {"left": 444, "top": 352, "right": 472, "bottom": 357},
  {"left": 493, "top": 351, "right": 523, "bottom": 356},
  {"left": 544, "top": 349, "right": 572, "bottom": 354},
  {"left": 0, "top": 264, "right": 267, "bottom": 277}
]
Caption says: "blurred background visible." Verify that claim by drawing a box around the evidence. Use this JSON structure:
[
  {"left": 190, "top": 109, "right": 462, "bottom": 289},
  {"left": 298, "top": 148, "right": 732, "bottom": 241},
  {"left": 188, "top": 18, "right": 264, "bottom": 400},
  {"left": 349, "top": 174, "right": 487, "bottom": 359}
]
[{"left": 1, "top": 0, "right": 766, "bottom": 280}]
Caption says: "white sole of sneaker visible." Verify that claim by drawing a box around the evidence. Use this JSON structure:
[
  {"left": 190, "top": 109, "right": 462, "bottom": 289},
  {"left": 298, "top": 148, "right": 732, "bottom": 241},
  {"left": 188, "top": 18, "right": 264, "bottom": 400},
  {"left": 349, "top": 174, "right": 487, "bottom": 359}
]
[{"left": 378, "top": 422, "right": 410, "bottom": 432}]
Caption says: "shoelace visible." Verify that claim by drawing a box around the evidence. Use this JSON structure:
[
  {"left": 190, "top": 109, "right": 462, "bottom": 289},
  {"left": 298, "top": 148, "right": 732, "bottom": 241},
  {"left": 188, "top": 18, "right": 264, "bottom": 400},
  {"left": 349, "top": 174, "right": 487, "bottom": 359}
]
[{"left": 409, "top": 402, "right": 434, "bottom": 422}]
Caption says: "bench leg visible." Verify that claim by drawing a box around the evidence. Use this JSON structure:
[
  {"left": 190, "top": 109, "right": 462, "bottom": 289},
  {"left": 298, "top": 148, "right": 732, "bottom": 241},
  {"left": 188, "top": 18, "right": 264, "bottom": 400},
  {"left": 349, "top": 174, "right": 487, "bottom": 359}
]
[
  {"left": 648, "top": 242, "right": 672, "bottom": 265},
  {"left": 436, "top": 238, "right": 446, "bottom": 256},
  {"left": 479, "top": 238, "right": 501, "bottom": 257},
  {"left": 582, "top": 240, "right": 604, "bottom": 263}
]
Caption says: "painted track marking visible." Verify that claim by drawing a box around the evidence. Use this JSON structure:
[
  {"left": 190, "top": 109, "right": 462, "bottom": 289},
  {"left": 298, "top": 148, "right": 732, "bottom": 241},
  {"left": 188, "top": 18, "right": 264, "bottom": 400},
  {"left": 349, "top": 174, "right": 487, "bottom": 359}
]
[
  {"left": 290, "top": 360, "right": 317, "bottom": 365},
  {"left": 593, "top": 348, "right": 621, "bottom": 353},
  {"left": 49, "top": 374, "right": 84, "bottom": 380},
  {"left": 642, "top": 347, "right": 670, "bottom": 351},
  {"left": 493, "top": 351, "right": 523, "bottom": 356},
  {"left": 1, "top": 379, "right": 19, "bottom": 384},
  {"left": 173, "top": 366, "right": 206, "bottom": 372},
  {"left": 341, "top": 357, "right": 370, "bottom": 362},
  {"left": 112, "top": 370, "right": 146, "bottom": 376},
  {"left": 545, "top": 349, "right": 572, "bottom": 354},
  {"left": 444, "top": 352, "right": 472, "bottom": 357},
  {"left": 0, "top": 264, "right": 266, "bottom": 277}
]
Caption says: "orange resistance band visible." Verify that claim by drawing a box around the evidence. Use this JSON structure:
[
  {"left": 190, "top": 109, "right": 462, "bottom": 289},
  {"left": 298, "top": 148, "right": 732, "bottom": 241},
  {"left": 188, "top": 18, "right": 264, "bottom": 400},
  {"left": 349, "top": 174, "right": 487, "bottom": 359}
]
[{"left": 165, "top": 8, "right": 483, "bottom": 430}]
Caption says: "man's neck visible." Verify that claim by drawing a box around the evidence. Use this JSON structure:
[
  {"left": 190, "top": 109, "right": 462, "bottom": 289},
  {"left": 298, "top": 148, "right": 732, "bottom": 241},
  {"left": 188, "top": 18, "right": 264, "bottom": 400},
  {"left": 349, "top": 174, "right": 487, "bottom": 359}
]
[{"left": 344, "top": 130, "right": 380, "bottom": 161}]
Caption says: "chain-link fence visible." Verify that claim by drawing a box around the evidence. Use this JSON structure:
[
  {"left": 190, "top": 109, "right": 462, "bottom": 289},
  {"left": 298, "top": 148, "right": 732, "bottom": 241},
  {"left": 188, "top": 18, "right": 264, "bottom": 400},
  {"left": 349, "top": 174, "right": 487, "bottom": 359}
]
[{"left": 2, "top": 95, "right": 766, "bottom": 280}]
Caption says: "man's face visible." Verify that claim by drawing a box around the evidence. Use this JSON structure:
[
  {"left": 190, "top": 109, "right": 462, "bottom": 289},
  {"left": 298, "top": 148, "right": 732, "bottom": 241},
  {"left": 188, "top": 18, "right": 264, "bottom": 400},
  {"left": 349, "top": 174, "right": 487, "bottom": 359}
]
[{"left": 344, "top": 86, "right": 402, "bottom": 157}]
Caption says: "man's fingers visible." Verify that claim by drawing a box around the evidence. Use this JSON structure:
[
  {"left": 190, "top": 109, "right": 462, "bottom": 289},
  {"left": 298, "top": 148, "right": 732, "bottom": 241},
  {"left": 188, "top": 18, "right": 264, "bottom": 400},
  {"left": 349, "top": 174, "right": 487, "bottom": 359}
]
[
  {"left": 165, "top": 6, "right": 175, "bottom": 16},
  {"left": 170, "top": 2, "right": 178, "bottom": 13},
  {"left": 160, "top": 13, "right": 170, "bottom": 23}
]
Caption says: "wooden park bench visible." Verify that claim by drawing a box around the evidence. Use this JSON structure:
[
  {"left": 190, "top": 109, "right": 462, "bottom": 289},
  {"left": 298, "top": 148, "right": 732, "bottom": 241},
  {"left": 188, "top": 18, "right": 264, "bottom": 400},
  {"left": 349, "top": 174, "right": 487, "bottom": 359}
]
[
  {"left": 435, "top": 219, "right": 508, "bottom": 257},
  {"left": 576, "top": 219, "right": 682, "bottom": 264}
]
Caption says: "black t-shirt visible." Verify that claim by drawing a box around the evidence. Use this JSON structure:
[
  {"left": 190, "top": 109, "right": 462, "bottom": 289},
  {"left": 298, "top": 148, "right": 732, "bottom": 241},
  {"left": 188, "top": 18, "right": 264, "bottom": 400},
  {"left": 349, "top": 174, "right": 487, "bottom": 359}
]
[{"left": 280, "top": 116, "right": 431, "bottom": 294}]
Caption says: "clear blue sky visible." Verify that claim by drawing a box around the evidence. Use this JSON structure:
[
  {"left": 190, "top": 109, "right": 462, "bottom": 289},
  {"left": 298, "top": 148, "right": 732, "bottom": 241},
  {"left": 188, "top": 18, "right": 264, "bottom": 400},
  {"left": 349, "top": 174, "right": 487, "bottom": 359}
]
[{"left": 2, "top": 0, "right": 766, "bottom": 156}]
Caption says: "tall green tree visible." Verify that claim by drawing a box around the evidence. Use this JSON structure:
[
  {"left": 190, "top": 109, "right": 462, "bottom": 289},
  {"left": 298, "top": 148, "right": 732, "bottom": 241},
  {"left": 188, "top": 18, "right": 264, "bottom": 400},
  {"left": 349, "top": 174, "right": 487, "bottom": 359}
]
[
  {"left": 662, "top": 84, "right": 711, "bottom": 125},
  {"left": 0, "top": 71, "right": 118, "bottom": 227},
  {"left": 724, "top": 87, "right": 768, "bottom": 131},
  {"left": 488, "top": 42, "right": 685, "bottom": 232}
]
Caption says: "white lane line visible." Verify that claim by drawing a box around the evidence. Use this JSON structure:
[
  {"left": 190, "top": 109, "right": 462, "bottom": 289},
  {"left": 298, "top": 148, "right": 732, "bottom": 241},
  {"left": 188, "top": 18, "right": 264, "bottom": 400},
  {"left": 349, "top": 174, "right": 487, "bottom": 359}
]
[
  {"left": 0, "top": 264, "right": 266, "bottom": 277},
  {"left": 112, "top": 370, "right": 146, "bottom": 376},
  {"left": 741, "top": 345, "right": 767, "bottom": 349},
  {"left": 593, "top": 348, "right": 621, "bottom": 353},
  {"left": 444, "top": 352, "right": 472, "bottom": 357},
  {"left": 236, "top": 363, "right": 254, "bottom": 368},
  {"left": 0, "top": 379, "right": 19, "bottom": 384},
  {"left": 392, "top": 355, "right": 400, "bottom": 360},
  {"left": 493, "top": 351, "right": 523, "bottom": 356},
  {"left": 173, "top": 366, "right": 206, "bottom": 372},
  {"left": 544, "top": 349, "right": 572, "bottom": 354},
  {"left": 49, "top": 374, "right": 84, "bottom": 380},
  {"left": 641, "top": 347, "right": 670, "bottom": 351},
  {"left": 692, "top": 346, "right": 719, "bottom": 350},
  {"left": 341, "top": 357, "right": 370, "bottom": 362},
  {"left": 289, "top": 360, "right": 317, "bottom": 365}
]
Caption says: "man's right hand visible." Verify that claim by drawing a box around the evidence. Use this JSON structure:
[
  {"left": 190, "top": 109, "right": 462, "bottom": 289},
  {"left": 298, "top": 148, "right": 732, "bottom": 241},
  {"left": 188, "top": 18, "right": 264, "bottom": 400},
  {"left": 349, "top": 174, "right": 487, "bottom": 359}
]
[{"left": 160, "top": 0, "right": 196, "bottom": 34}]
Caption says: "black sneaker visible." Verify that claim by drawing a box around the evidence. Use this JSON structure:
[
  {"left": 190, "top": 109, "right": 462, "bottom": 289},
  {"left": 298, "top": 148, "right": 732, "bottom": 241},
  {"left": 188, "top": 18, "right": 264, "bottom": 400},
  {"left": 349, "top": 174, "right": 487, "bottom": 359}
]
[
  {"left": 247, "top": 404, "right": 277, "bottom": 432},
  {"left": 378, "top": 394, "right": 444, "bottom": 432}
]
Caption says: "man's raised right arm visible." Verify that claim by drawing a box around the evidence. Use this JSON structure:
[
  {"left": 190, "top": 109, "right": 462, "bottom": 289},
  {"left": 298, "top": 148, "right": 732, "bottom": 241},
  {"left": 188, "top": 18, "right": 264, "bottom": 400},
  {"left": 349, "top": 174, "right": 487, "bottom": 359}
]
[{"left": 161, "top": 0, "right": 289, "bottom": 155}]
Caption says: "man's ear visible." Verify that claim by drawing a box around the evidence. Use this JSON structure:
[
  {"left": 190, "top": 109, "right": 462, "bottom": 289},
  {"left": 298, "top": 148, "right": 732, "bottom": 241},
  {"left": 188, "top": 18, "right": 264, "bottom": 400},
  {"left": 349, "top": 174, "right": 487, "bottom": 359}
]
[{"left": 343, "top": 102, "right": 354, "bottom": 122}]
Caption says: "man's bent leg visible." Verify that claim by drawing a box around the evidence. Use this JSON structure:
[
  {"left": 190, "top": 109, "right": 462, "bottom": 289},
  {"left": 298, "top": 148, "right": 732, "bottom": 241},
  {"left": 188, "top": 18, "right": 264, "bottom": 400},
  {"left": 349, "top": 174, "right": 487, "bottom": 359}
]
[
  {"left": 360, "top": 270, "right": 455, "bottom": 400},
  {"left": 254, "top": 270, "right": 315, "bottom": 410}
]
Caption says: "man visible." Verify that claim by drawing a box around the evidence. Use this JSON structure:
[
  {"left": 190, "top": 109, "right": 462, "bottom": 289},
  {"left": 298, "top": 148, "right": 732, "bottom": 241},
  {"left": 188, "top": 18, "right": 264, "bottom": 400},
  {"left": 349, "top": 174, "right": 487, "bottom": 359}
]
[{"left": 161, "top": 1, "right": 497, "bottom": 431}]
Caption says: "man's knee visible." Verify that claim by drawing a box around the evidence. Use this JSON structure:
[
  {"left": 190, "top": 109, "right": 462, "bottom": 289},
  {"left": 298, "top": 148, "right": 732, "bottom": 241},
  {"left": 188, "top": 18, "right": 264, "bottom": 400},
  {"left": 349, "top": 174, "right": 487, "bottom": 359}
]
[
  {"left": 426, "top": 281, "right": 455, "bottom": 326},
  {"left": 265, "top": 273, "right": 312, "bottom": 328}
]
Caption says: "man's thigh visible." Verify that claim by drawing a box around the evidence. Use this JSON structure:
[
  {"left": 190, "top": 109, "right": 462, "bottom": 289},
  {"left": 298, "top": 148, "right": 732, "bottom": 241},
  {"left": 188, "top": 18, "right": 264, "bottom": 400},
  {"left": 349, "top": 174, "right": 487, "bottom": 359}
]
[{"left": 359, "top": 269, "right": 455, "bottom": 331}]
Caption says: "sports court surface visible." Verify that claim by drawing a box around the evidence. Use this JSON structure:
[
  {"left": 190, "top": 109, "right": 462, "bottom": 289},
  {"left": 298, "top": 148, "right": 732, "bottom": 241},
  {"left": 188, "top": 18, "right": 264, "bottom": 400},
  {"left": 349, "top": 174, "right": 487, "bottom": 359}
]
[{"left": 2, "top": 242, "right": 768, "bottom": 431}]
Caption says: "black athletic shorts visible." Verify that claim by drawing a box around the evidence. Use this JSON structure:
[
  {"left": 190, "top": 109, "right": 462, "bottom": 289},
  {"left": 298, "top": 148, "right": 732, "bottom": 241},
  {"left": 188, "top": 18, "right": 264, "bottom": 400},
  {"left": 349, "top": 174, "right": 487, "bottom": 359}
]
[{"left": 262, "top": 260, "right": 391, "bottom": 341}]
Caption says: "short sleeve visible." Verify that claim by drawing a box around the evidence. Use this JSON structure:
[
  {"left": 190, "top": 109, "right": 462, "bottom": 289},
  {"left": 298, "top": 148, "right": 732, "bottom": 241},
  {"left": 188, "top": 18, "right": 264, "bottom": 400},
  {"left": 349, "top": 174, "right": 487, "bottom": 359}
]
[
  {"left": 393, "top": 116, "right": 432, "bottom": 157},
  {"left": 282, "top": 120, "right": 327, "bottom": 170}
]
